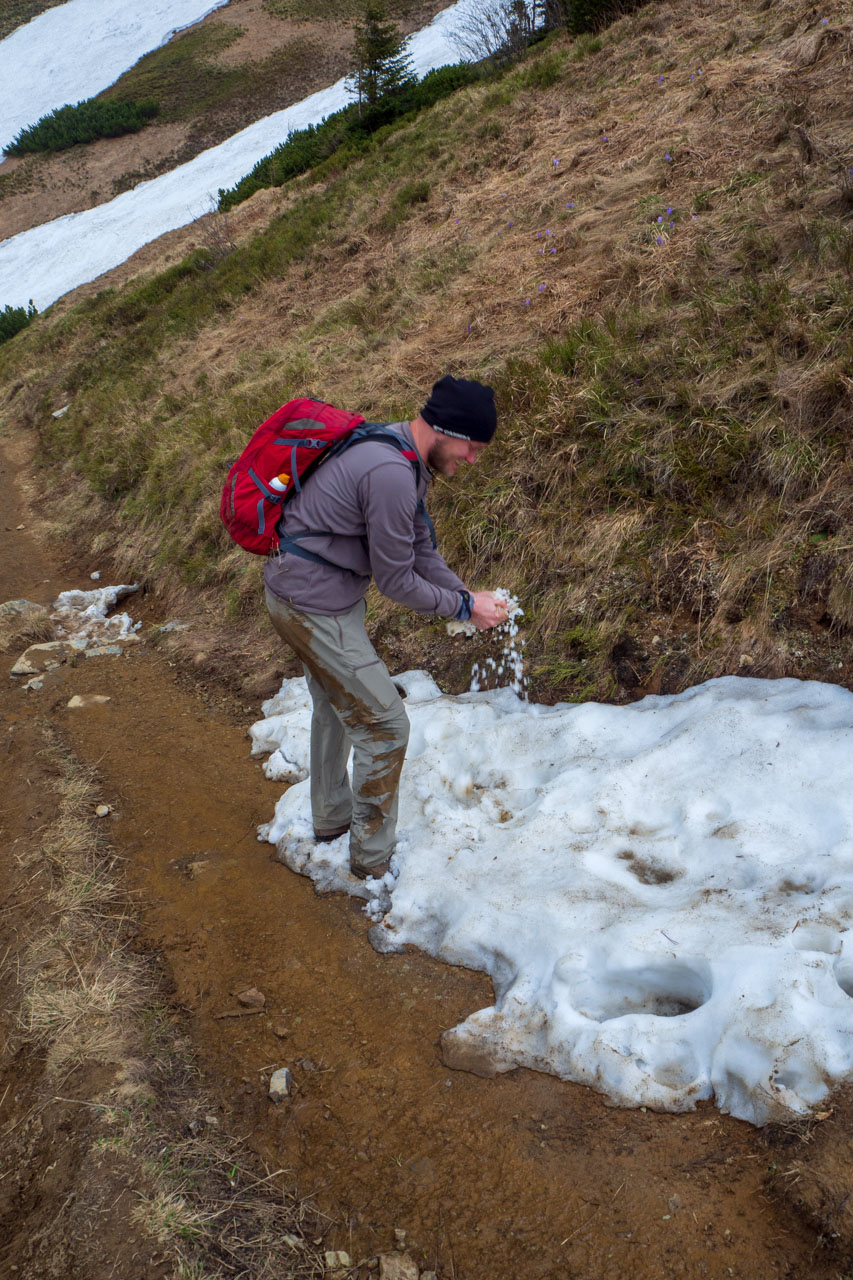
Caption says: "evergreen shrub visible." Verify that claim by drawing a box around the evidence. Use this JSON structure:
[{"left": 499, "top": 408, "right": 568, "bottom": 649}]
[
  {"left": 218, "top": 63, "right": 480, "bottom": 212},
  {"left": 0, "top": 300, "right": 37, "bottom": 344},
  {"left": 4, "top": 98, "right": 159, "bottom": 156}
]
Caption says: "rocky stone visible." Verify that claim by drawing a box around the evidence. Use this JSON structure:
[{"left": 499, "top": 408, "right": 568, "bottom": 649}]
[
  {"left": 235, "top": 986, "right": 265, "bottom": 1008},
  {"left": 393, "top": 1228, "right": 407, "bottom": 1247},
  {"left": 324, "top": 1250, "right": 350, "bottom": 1275},
  {"left": 272, "top": 1022, "right": 289, "bottom": 1038},
  {"left": 11, "top": 640, "right": 73, "bottom": 675},
  {"left": 440, "top": 1029, "right": 501, "bottom": 1078},
  {"left": 67, "top": 694, "right": 111, "bottom": 708},
  {"left": 268, "top": 1067, "right": 293, "bottom": 1102},
  {"left": 378, "top": 1252, "right": 419, "bottom": 1280},
  {"left": 23, "top": 677, "right": 44, "bottom": 691},
  {"left": 95, "top": 805, "right": 111, "bottom": 818},
  {"left": 83, "top": 644, "right": 124, "bottom": 658},
  {"left": 0, "top": 599, "right": 49, "bottom": 622}
]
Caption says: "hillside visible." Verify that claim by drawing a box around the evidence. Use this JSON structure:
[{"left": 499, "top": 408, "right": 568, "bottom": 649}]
[
  {"left": 2, "top": 0, "right": 851, "bottom": 712},
  {"left": 0, "top": 0, "right": 448, "bottom": 240},
  {"left": 3, "top": 2, "right": 853, "bottom": 1276}
]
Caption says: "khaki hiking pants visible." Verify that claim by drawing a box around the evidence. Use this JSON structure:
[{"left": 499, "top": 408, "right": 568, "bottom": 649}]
[{"left": 265, "top": 589, "right": 409, "bottom": 870}]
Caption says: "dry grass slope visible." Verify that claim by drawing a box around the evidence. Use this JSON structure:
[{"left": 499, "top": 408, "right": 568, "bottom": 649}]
[{"left": 1, "top": 0, "right": 852, "bottom": 704}]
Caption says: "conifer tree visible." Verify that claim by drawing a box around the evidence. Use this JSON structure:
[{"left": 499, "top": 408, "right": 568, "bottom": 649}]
[{"left": 347, "top": 4, "right": 415, "bottom": 114}]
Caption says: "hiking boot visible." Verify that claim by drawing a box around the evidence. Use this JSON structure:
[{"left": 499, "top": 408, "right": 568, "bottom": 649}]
[
  {"left": 349, "top": 857, "right": 392, "bottom": 881},
  {"left": 313, "top": 824, "right": 350, "bottom": 843}
]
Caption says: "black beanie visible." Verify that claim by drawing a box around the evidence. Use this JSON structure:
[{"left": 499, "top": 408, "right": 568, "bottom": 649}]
[{"left": 420, "top": 375, "right": 497, "bottom": 443}]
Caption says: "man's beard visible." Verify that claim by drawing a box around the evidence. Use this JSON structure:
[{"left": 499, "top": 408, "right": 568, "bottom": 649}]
[{"left": 426, "top": 436, "right": 460, "bottom": 476}]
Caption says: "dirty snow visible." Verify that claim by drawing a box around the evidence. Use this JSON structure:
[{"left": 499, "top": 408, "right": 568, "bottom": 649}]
[
  {"left": 0, "top": 0, "right": 230, "bottom": 154},
  {"left": 52, "top": 583, "right": 140, "bottom": 642},
  {"left": 0, "top": 0, "right": 478, "bottom": 310},
  {"left": 253, "top": 670, "right": 853, "bottom": 1126}
]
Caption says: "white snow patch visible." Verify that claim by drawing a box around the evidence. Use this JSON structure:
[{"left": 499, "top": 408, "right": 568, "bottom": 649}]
[
  {"left": 0, "top": 0, "right": 230, "bottom": 154},
  {"left": 252, "top": 670, "right": 853, "bottom": 1125},
  {"left": 52, "top": 583, "right": 140, "bottom": 643},
  {"left": 0, "top": 1, "right": 474, "bottom": 310},
  {"left": 0, "top": 0, "right": 230, "bottom": 155}
]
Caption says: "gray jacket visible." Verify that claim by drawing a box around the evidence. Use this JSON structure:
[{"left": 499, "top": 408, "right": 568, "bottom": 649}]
[{"left": 263, "top": 421, "right": 468, "bottom": 617}]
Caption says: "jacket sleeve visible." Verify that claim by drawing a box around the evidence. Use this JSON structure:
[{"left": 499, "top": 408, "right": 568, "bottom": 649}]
[
  {"left": 413, "top": 506, "right": 470, "bottom": 594},
  {"left": 358, "top": 459, "right": 466, "bottom": 616}
]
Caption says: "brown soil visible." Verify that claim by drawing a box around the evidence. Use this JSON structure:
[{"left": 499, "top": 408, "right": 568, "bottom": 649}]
[
  {"left": 0, "top": 0, "right": 450, "bottom": 242},
  {"left": 4, "top": 437, "right": 853, "bottom": 1279}
]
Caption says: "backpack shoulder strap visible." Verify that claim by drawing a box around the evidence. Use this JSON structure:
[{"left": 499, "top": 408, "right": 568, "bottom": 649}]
[
  {"left": 276, "top": 422, "right": 437, "bottom": 562},
  {"left": 330, "top": 421, "right": 420, "bottom": 471}
]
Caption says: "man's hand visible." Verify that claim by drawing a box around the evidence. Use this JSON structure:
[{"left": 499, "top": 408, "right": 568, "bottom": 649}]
[{"left": 470, "top": 591, "right": 510, "bottom": 631}]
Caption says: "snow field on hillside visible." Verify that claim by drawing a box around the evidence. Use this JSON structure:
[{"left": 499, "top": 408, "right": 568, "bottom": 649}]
[
  {"left": 252, "top": 670, "right": 853, "bottom": 1126},
  {"left": 0, "top": 0, "right": 230, "bottom": 154},
  {"left": 0, "top": 0, "right": 473, "bottom": 309}
]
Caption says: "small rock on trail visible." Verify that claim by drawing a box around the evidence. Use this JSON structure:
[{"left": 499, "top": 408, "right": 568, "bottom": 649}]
[
  {"left": 268, "top": 1067, "right": 293, "bottom": 1101},
  {"left": 378, "top": 1252, "right": 419, "bottom": 1280}
]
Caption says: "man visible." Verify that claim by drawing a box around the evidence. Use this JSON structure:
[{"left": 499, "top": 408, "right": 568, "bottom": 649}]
[{"left": 264, "top": 375, "right": 509, "bottom": 882}]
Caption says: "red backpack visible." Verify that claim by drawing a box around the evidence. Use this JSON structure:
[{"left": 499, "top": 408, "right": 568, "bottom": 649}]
[{"left": 220, "top": 397, "right": 423, "bottom": 557}]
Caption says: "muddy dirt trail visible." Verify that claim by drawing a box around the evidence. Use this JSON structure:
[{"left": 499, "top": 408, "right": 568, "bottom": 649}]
[{"left": 0, "top": 424, "right": 835, "bottom": 1279}]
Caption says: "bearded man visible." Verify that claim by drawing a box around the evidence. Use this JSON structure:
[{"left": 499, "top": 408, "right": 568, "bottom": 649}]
[{"left": 265, "top": 375, "right": 508, "bottom": 881}]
